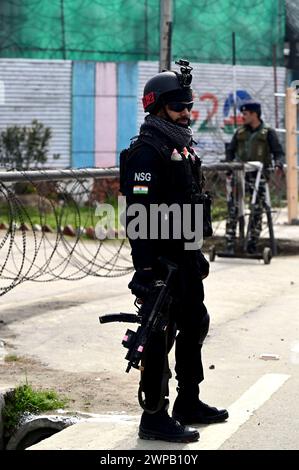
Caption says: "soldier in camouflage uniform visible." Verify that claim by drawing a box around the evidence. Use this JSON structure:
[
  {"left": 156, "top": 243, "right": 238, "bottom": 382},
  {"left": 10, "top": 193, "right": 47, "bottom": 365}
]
[{"left": 225, "top": 100, "right": 284, "bottom": 254}]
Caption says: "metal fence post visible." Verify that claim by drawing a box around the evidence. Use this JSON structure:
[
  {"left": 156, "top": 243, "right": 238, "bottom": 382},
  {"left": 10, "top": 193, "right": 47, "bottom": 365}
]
[{"left": 285, "top": 87, "right": 298, "bottom": 224}]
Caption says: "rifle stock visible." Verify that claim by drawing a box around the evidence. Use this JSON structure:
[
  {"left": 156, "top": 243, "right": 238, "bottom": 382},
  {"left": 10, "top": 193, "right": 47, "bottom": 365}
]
[{"left": 99, "top": 313, "right": 140, "bottom": 324}]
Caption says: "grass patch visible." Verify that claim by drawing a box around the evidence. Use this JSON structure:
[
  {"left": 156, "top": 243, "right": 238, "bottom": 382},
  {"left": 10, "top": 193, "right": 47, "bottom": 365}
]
[
  {"left": 3, "top": 383, "right": 68, "bottom": 433},
  {"left": 211, "top": 197, "right": 227, "bottom": 221},
  {"left": 0, "top": 202, "right": 97, "bottom": 231},
  {"left": 4, "top": 354, "right": 21, "bottom": 363},
  {"left": 0, "top": 198, "right": 121, "bottom": 235}
]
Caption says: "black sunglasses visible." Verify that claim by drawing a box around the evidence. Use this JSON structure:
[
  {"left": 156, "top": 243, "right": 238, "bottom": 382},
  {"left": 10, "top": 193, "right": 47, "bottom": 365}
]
[{"left": 167, "top": 102, "right": 194, "bottom": 112}]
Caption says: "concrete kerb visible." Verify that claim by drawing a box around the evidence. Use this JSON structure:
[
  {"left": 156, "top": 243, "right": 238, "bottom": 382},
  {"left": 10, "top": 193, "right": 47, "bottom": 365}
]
[
  {"left": 0, "top": 392, "right": 5, "bottom": 450},
  {"left": 6, "top": 413, "right": 80, "bottom": 450},
  {"left": 0, "top": 385, "right": 81, "bottom": 450},
  {"left": 0, "top": 385, "right": 15, "bottom": 450}
]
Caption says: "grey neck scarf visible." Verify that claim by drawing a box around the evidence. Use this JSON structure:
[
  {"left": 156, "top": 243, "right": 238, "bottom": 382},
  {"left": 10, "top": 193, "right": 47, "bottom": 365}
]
[{"left": 140, "top": 114, "right": 193, "bottom": 150}]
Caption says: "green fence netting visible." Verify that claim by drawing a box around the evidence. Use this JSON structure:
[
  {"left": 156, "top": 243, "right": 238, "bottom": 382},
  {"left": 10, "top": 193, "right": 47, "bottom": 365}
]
[{"left": 0, "top": 0, "right": 285, "bottom": 65}]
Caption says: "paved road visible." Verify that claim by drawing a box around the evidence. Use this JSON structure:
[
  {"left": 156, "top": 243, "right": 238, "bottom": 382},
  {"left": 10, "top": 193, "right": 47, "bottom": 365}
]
[
  {"left": 1, "top": 205, "right": 299, "bottom": 450},
  {"left": 1, "top": 248, "right": 298, "bottom": 450}
]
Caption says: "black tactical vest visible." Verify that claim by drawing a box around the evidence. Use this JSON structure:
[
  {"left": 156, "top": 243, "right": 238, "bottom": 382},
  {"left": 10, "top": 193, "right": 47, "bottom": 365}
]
[{"left": 119, "top": 131, "right": 212, "bottom": 237}]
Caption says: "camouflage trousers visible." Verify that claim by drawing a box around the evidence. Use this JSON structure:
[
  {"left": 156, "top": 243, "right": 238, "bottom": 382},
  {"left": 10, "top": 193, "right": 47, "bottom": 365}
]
[{"left": 225, "top": 171, "right": 266, "bottom": 248}]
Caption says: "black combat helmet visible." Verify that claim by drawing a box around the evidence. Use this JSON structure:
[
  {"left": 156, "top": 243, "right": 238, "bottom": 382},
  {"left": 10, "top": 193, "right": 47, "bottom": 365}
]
[{"left": 142, "top": 59, "right": 194, "bottom": 114}]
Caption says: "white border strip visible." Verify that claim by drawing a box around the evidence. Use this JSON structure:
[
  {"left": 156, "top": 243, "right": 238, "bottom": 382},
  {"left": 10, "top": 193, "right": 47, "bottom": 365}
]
[{"left": 196, "top": 373, "right": 290, "bottom": 450}]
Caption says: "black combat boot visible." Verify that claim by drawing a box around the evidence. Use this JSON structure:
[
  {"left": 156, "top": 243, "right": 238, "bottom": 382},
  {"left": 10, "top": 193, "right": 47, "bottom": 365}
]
[
  {"left": 139, "top": 400, "right": 199, "bottom": 443},
  {"left": 172, "top": 388, "right": 229, "bottom": 425}
]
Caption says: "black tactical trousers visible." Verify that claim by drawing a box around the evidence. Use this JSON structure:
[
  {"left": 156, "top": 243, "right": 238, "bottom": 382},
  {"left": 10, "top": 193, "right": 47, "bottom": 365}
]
[{"left": 140, "top": 260, "right": 208, "bottom": 411}]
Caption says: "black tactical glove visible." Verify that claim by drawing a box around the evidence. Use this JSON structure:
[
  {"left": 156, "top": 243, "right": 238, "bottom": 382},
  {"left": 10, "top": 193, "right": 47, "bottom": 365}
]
[{"left": 128, "top": 269, "right": 155, "bottom": 298}]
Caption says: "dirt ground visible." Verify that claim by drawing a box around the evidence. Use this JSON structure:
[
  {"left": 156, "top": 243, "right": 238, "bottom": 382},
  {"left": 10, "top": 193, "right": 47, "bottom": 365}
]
[
  {"left": 0, "top": 260, "right": 141, "bottom": 417},
  {"left": 0, "top": 344, "right": 140, "bottom": 416},
  {"left": 0, "top": 300, "right": 141, "bottom": 416}
]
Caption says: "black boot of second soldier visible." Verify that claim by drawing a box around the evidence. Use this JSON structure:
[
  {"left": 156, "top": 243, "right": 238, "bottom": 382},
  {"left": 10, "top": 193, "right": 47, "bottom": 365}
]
[{"left": 139, "top": 400, "right": 199, "bottom": 443}]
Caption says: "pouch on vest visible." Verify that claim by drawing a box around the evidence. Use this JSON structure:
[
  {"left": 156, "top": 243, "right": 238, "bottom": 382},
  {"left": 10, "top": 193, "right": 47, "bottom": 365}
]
[{"left": 184, "top": 154, "right": 213, "bottom": 238}]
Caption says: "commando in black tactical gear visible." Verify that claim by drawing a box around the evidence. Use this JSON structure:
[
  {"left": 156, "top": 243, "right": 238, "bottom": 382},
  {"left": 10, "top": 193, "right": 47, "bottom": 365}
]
[
  {"left": 121, "top": 60, "right": 228, "bottom": 443},
  {"left": 225, "top": 100, "right": 284, "bottom": 254}
]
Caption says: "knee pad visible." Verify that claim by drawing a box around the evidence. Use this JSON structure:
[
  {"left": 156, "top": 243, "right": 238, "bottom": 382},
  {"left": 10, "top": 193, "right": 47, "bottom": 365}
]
[{"left": 198, "top": 311, "right": 210, "bottom": 344}]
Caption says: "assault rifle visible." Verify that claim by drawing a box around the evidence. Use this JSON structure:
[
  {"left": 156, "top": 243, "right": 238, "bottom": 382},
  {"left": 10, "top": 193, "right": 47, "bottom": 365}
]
[{"left": 99, "top": 259, "right": 177, "bottom": 373}]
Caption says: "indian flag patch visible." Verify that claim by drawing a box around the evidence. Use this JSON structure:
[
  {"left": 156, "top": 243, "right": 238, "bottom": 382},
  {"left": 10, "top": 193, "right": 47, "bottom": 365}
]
[{"left": 133, "top": 185, "right": 148, "bottom": 195}]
